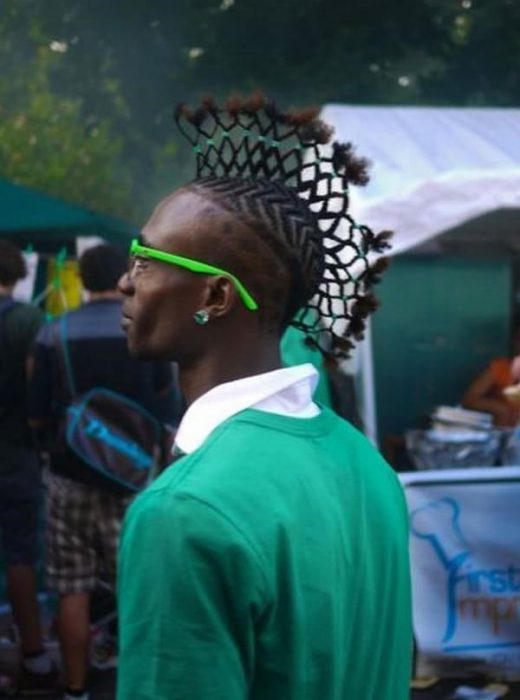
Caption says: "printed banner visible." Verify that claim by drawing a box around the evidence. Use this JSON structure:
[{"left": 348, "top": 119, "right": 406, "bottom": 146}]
[
  {"left": 400, "top": 467, "right": 520, "bottom": 679},
  {"left": 45, "top": 258, "right": 82, "bottom": 316}
]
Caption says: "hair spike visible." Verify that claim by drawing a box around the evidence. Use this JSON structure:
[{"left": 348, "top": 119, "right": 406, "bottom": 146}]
[
  {"left": 335, "top": 336, "right": 355, "bottom": 353},
  {"left": 353, "top": 294, "right": 379, "bottom": 317},
  {"left": 224, "top": 93, "right": 243, "bottom": 116},
  {"left": 332, "top": 142, "right": 370, "bottom": 185},
  {"left": 185, "top": 106, "right": 207, "bottom": 127},
  {"left": 200, "top": 94, "right": 218, "bottom": 113},
  {"left": 363, "top": 256, "right": 390, "bottom": 286},
  {"left": 285, "top": 106, "right": 321, "bottom": 127},
  {"left": 299, "top": 119, "right": 334, "bottom": 145},
  {"left": 264, "top": 100, "right": 288, "bottom": 123},
  {"left": 243, "top": 90, "right": 269, "bottom": 115},
  {"left": 373, "top": 230, "right": 393, "bottom": 252}
]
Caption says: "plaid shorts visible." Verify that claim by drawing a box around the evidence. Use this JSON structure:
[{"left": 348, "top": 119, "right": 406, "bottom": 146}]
[{"left": 46, "top": 473, "right": 131, "bottom": 595}]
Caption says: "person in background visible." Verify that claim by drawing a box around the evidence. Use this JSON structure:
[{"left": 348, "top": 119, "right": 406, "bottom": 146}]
[
  {"left": 462, "top": 329, "right": 520, "bottom": 427},
  {"left": 116, "top": 95, "right": 411, "bottom": 700},
  {"left": 28, "top": 244, "right": 175, "bottom": 700},
  {"left": 0, "top": 240, "right": 56, "bottom": 695}
]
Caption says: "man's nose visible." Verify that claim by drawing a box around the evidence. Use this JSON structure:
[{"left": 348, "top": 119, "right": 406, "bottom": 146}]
[{"left": 118, "top": 270, "right": 134, "bottom": 295}]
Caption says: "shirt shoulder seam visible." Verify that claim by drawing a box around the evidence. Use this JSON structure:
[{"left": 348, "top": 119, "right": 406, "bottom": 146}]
[{"left": 139, "top": 485, "right": 271, "bottom": 606}]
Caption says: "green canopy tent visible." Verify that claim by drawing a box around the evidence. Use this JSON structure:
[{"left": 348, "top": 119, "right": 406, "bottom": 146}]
[{"left": 0, "top": 177, "right": 137, "bottom": 251}]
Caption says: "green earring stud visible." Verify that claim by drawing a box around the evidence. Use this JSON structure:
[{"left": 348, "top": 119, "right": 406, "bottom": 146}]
[{"left": 193, "top": 310, "right": 210, "bottom": 325}]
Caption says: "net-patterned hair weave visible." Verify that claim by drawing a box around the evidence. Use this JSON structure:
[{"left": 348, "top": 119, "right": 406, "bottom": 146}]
[{"left": 174, "top": 92, "right": 392, "bottom": 360}]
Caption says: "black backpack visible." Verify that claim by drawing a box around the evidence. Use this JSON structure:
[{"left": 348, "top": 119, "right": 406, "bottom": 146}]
[{"left": 0, "top": 298, "right": 19, "bottom": 420}]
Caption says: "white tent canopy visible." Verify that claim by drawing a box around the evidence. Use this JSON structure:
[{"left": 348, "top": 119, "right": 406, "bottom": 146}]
[
  {"left": 321, "top": 105, "right": 520, "bottom": 256},
  {"left": 319, "top": 105, "right": 520, "bottom": 444}
]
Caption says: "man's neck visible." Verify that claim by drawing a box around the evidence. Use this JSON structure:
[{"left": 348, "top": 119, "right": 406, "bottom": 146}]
[
  {"left": 179, "top": 342, "right": 282, "bottom": 406},
  {"left": 0, "top": 284, "right": 15, "bottom": 297}
]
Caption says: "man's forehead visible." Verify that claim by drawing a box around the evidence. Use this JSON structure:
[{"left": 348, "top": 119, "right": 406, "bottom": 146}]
[
  {"left": 142, "top": 187, "right": 238, "bottom": 253},
  {"left": 149, "top": 189, "right": 206, "bottom": 229},
  {"left": 142, "top": 190, "right": 209, "bottom": 248}
]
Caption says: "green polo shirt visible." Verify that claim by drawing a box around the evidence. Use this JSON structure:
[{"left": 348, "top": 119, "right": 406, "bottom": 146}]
[{"left": 117, "top": 407, "right": 412, "bottom": 700}]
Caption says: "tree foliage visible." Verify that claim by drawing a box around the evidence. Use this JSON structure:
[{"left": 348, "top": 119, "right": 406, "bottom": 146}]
[
  {"left": 0, "top": 0, "right": 518, "bottom": 221},
  {"left": 0, "top": 1, "right": 139, "bottom": 218},
  {"left": 0, "top": 47, "right": 135, "bottom": 217}
]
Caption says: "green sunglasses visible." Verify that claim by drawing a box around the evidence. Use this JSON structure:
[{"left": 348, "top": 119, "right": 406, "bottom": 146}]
[{"left": 129, "top": 239, "right": 258, "bottom": 311}]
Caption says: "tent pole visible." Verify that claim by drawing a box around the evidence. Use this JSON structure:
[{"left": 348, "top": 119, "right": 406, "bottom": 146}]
[{"left": 360, "top": 318, "right": 378, "bottom": 447}]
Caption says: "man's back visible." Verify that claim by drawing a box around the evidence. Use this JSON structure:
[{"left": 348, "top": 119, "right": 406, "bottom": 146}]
[{"left": 118, "top": 407, "right": 412, "bottom": 699}]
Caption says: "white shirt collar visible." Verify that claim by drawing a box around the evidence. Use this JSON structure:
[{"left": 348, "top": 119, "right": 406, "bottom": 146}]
[{"left": 175, "top": 363, "right": 320, "bottom": 454}]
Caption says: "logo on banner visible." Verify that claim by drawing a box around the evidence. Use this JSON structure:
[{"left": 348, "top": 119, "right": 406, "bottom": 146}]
[{"left": 411, "top": 497, "right": 520, "bottom": 654}]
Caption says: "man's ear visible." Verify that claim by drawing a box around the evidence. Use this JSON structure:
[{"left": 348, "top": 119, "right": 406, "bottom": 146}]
[{"left": 202, "top": 275, "right": 238, "bottom": 319}]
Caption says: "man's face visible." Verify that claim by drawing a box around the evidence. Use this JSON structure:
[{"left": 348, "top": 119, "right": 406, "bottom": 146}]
[{"left": 119, "top": 189, "right": 219, "bottom": 362}]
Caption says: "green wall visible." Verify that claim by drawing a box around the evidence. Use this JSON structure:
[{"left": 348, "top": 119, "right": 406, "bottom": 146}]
[{"left": 372, "top": 256, "right": 511, "bottom": 442}]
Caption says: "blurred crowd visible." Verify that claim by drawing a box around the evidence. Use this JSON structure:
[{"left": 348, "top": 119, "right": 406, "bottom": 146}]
[{"left": 0, "top": 239, "right": 182, "bottom": 700}]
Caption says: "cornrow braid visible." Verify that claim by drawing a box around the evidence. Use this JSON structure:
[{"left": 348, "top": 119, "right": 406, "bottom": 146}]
[
  {"left": 189, "top": 176, "right": 324, "bottom": 327},
  {"left": 174, "top": 91, "right": 392, "bottom": 360}
]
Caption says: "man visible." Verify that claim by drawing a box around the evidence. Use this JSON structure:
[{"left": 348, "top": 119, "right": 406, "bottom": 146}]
[
  {"left": 462, "top": 326, "right": 520, "bottom": 427},
  {"left": 0, "top": 240, "right": 56, "bottom": 695},
  {"left": 28, "top": 244, "right": 174, "bottom": 700},
  {"left": 117, "top": 96, "right": 412, "bottom": 699}
]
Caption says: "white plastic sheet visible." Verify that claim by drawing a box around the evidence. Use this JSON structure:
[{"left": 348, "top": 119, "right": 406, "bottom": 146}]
[{"left": 320, "top": 105, "right": 520, "bottom": 253}]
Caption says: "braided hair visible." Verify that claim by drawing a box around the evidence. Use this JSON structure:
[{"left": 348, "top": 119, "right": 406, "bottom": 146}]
[{"left": 175, "top": 92, "right": 391, "bottom": 360}]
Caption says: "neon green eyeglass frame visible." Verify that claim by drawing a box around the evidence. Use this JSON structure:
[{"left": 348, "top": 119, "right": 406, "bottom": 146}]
[{"left": 129, "top": 239, "right": 258, "bottom": 311}]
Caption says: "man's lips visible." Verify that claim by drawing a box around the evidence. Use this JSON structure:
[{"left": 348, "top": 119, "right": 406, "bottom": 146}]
[{"left": 121, "top": 314, "right": 132, "bottom": 331}]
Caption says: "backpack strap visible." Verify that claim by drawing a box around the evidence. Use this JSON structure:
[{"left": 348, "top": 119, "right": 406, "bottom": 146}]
[
  {"left": 0, "top": 298, "right": 18, "bottom": 337},
  {"left": 0, "top": 298, "right": 20, "bottom": 357},
  {"left": 53, "top": 315, "right": 77, "bottom": 400},
  {"left": 0, "top": 297, "right": 17, "bottom": 314}
]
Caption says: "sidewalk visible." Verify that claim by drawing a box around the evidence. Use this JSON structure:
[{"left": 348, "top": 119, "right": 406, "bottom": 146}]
[
  {"left": 44, "top": 675, "right": 520, "bottom": 700},
  {"left": 29, "top": 669, "right": 115, "bottom": 700},
  {"left": 411, "top": 680, "right": 520, "bottom": 699},
  {"left": 5, "top": 669, "right": 116, "bottom": 700},
  {"left": 4, "top": 673, "right": 520, "bottom": 699}
]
